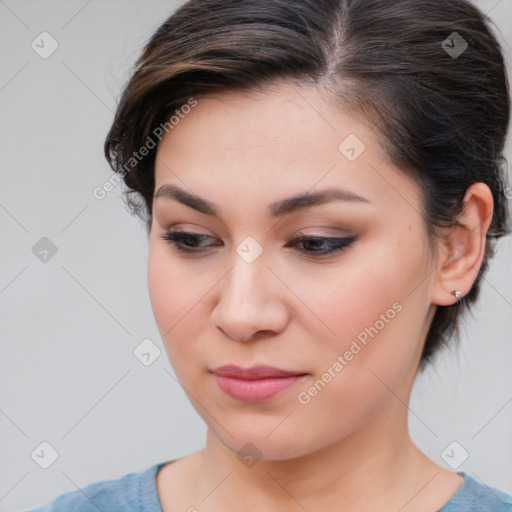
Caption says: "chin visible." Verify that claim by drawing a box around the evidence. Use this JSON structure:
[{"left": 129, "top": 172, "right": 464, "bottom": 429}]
[{"left": 211, "top": 421, "right": 320, "bottom": 463}]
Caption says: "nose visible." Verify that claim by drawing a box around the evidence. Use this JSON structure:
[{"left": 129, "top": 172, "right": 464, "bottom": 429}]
[{"left": 211, "top": 253, "right": 288, "bottom": 342}]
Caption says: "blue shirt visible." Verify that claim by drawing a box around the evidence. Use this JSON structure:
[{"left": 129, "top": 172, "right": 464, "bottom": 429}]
[{"left": 24, "top": 461, "right": 512, "bottom": 511}]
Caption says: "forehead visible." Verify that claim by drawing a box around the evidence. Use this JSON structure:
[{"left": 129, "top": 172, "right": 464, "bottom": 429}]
[
  {"left": 155, "top": 82, "right": 379, "bottom": 170},
  {"left": 168, "top": 83, "right": 361, "bottom": 140},
  {"left": 152, "top": 81, "right": 419, "bottom": 218}
]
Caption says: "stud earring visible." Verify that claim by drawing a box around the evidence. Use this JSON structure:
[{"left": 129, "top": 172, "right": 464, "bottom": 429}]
[{"left": 452, "top": 290, "right": 462, "bottom": 301}]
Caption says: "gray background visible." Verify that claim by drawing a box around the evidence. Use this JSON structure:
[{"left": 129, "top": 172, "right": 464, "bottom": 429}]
[{"left": 0, "top": 1, "right": 511, "bottom": 510}]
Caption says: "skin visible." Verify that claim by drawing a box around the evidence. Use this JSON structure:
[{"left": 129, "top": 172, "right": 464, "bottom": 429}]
[{"left": 147, "top": 80, "right": 493, "bottom": 511}]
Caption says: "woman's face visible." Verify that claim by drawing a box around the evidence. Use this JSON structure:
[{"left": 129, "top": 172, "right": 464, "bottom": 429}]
[{"left": 148, "top": 81, "right": 436, "bottom": 459}]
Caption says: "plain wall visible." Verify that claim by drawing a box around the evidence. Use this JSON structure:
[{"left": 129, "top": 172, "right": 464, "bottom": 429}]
[{"left": 0, "top": 1, "right": 511, "bottom": 510}]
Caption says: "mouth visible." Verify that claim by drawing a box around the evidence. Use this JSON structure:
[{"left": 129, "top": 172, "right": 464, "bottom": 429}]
[{"left": 210, "top": 364, "right": 309, "bottom": 403}]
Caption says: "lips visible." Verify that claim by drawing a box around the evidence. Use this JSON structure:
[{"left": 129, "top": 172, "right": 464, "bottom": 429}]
[
  {"left": 211, "top": 364, "right": 307, "bottom": 380},
  {"left": 210, "top": 365, "right": 308, "bottom": 403}
]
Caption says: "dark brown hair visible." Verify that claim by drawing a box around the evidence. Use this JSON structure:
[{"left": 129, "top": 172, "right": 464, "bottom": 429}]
[{"left": 104, "top": 0, "right": 510, "bottom": 371}]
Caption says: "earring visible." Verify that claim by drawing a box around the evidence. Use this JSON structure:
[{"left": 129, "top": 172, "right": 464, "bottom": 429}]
[{"left": 452, "top": 290, "right": 462, "bottom": 301}]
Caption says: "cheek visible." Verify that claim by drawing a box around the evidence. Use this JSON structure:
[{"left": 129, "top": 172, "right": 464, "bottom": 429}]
[
  {"left": 147, "top": 243, "right": 176, "bottom": 333},
  {"left": 303, "top": 240, "right": 429, "bottom": 380},
  {"left": 147, "top": 241, "right": 204, "bottom": 360},
  {"left": 290, "top": 259, "right": 402, "bottom": 346},
  {"left": 290, "top": 256, "right": 426, "bottom": 441}
]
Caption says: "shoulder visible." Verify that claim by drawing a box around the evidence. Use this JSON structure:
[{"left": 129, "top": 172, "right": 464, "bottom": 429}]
[
  {"left": 22, "top": 462, "right": 166, "bottom": 512},
  {"left": 442, "top": 472, "right": 512, "bottom": 512}
]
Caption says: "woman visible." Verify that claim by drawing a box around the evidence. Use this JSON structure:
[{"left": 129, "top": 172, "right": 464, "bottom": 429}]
[{"left": 26, "top": 0, "right": 512, "bottom": 510}]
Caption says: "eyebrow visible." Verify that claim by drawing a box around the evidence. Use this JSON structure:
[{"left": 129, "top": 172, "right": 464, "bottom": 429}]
[{"left": 153, "top": 184, "right": 371, "bottom": 218}]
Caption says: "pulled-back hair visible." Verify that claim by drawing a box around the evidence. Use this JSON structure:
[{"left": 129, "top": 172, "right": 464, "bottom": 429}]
[{"left": 104, "top": 0, "right": 510, "bottom": 371}]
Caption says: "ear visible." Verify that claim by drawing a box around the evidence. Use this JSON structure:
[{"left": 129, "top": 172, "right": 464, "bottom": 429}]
[{"left": 431, "top": 183, "right": 494, "bottom": 306}]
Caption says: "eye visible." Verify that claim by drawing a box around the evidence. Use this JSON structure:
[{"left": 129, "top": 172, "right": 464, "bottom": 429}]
[
  {"left": 159, "top": 230, "right": 220, "bottom": 253},
  {"left": 160, "top": 230, "right": 356, "bottom": 256},
  {"left": 287, "top": 233, "right": 357, "bottom": 255}
]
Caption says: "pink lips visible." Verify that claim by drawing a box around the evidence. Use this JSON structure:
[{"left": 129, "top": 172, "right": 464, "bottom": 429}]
[{"left": 211, "top": 365, "right": 308, "bottom": 403}]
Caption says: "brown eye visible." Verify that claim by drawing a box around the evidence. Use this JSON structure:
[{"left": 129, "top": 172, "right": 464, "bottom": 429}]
[
  {"left": 160, "top": 230, "right": 357, "bottom": 257},
  {"left": 160, "top": 231, "right": 220, "bottom": 253},
  {"left": 288, "top": 234, "right": 357, "bottom": 255}
]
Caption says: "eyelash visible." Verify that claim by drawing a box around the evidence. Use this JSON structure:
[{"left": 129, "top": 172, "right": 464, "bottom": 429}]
[{"left": 159, "top": 230, "right": 356, "bottom": 256}]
